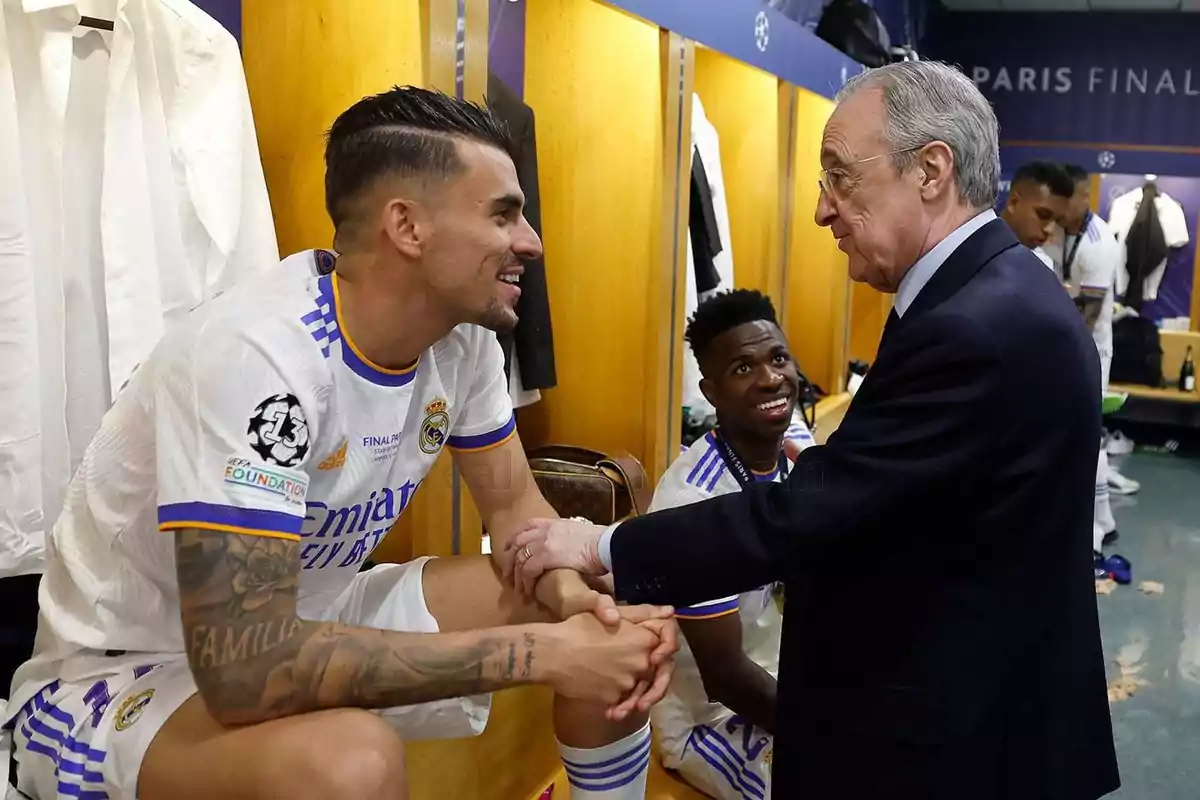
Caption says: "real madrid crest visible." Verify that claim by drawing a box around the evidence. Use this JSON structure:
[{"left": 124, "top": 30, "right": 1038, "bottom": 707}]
[
  {"left": 114, "top": 688, "right": 155, "bottom": 731},
  {"left": 420, "top": 398, "right": 450, "bottom": 455}
]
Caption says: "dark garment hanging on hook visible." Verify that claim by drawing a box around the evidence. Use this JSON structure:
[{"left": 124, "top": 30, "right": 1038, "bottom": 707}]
[
  {"left": 487, "top": 72, "right": 557, "bottom": 391},
  {"left": 689, "top": 146, "right": 723, "bottom": 295},
  {"left": 1122, "top": 183, "right": 1168, "bottom": 311}
]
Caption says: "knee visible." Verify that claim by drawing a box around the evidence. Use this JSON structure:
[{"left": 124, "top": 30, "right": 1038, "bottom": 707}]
[{"left": 285, "top": 710, "right": 407, "bottom": 800}]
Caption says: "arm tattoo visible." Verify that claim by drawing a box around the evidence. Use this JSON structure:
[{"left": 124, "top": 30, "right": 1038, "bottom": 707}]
[{"left": 176, "top": 529, "right": 542, "bottom": 725}]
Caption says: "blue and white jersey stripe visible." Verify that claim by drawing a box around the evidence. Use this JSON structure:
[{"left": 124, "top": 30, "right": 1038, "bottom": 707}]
[
  {"left": 684, "top": 433, "right": 725, "bottom": 492},
  {"left": 13, "top": 681, "right": 110, "bottom": 799},
  {"left": 301, "top": 272, "right": 340, "bottom": 359}
]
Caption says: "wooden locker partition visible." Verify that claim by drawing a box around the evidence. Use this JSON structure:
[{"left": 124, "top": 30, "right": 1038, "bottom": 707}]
[
  {"left": 781, "top": 88, "right": 851, "bottom": 396},
  {"left": 691, "top": 48, "right": 783, "bottom": 305}
]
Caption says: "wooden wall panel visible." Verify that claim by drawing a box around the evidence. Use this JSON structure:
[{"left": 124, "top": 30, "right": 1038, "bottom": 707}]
[
  {"left": 519, "top": 1, "right": 672, "bottom": 475},
  {"left": 782, "top": 89, "right": 850, "bottom": 395},
  {"left": 242, "top": 0, "right": 423, "bottom": 258},
  {"left": 691, "top": 49, "right": 781, "bottom": 303}
]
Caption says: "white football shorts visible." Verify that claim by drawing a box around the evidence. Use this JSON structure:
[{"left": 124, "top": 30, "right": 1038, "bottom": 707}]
[
  {"left": 8, "top": 557, "right": 489, "bottom": 799},
  {"left": 658, "top": 711, "right": 773, "bottom": 800}
]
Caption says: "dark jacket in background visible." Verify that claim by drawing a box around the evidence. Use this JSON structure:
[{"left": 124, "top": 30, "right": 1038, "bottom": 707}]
[
  {"left": 689, "top": 146, "right": 723, "bottom": 295},
  {"left": 1122, "top": 182, "right": 1168, "bottom": 311},
  {"left": 487, "top": 72, "right": 556, "bottom": 390},
  {"left": 609, "top": 219, "right": 1119, "bottom": 799}
]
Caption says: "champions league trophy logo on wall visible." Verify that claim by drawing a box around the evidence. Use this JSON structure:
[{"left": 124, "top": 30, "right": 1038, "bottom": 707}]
[{"left": 754, "top": 11, "right": 770, "bottom": 52}]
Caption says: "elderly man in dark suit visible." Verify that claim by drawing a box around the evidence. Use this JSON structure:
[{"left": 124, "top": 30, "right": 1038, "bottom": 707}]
[{"left": 503, "top": 60, "right": 1119, "bottom": 799}]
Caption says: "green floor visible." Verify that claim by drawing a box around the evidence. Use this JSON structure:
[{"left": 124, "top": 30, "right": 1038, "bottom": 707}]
[{"left": 1098, "top": 451, "right": 1200, "bottom": 798}]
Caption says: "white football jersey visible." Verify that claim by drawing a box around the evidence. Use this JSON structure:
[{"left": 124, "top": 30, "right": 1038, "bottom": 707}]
[
  {"left": 649, "top": 419, "right": 814, "bottom": 739},
  {"left": 1046, "top": 213, "right": 1119, "bottom": 359},
  {"left": 8, "top": 250, "right": 515, "bottom": 711}
]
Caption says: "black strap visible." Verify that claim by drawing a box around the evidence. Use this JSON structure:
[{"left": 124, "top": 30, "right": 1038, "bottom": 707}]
[
  {"left": 1062, "top": 211, "right": 1089, "bottom": 281},
  {"left": 711, "top": 430, "right": 789, "bottom": 489}
]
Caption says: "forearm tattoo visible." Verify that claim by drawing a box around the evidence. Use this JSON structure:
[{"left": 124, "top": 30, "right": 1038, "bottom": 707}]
[{"left": 175, "top": 530, "right": 540, "bottom": 724}]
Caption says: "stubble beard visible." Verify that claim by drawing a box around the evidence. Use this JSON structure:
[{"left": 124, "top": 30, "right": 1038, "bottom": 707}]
[{"left": 478, "top": 297, "right": 519, "bottom": 334}]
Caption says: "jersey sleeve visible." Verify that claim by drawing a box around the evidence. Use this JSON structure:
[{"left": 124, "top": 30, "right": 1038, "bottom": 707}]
[
  {"left": 785, "top": 418, "right": 817, "bottom": 453},
  {"left": 448, "top": 328, "right": 516, "bottom": 452},
  {"left": 648, "top": 475, "right": 739, "bottom": 620},
  {"left": 1076, "top": 239, "right": 1118, "bottom": 295},
  {"left": 154, "top": 326, "right": 321, "bottom": 541},
  {"left": 1162, "top": 199, "right": 1190, "bottom": 249}
]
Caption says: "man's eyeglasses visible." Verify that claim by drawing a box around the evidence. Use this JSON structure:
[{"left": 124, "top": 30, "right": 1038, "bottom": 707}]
[{"left": 818, "top": 145, "right": 927, "bottom": 199}]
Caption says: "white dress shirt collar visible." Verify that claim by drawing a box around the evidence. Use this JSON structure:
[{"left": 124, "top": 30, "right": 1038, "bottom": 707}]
[{"left": 894, "top": 209, "right": 996, "bottom": 318}]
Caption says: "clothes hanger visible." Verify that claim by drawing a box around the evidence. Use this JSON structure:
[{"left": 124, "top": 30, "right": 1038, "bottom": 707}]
[
  {"left": 78, "top": 15, "right": 114, "bottom": 31},
  {"left": 1141, "top": 174, "right": 1159, "bottom": 199}
]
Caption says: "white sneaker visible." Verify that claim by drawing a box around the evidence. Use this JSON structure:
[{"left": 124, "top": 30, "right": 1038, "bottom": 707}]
[
  {"left": 1108, "top": 468, "right": 1141, "bottom": 495},
  {"left": 1106, "top": 430, "right": 1135, "bottom": 456}
]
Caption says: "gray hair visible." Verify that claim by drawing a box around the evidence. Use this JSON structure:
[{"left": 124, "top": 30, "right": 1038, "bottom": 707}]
[{"left": 835, "top": 60, "right": 1000, "bottom": 210}]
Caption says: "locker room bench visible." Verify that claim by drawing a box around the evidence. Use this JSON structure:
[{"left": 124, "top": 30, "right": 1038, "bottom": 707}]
[
  {"left": 1107, "top": 331, "right": 1200, "bottom": 455},
  {"left": 1109, "top": 329, "right": 1200, "bottom": 406},
  {"left": 1109, "top": 331, "right": 1200, "bottom": 435}
]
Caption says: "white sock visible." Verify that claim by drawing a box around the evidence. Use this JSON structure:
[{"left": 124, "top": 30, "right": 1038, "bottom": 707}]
[
  {"left": 558, "top": 722, "right": 651, "bottom": 800},
  {"left": 1095, "top": 450, "right": 1116, "bottom": 535}
]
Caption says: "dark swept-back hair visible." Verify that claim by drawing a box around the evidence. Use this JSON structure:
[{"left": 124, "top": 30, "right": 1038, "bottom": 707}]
[
  {"left": 1012, "top": 160, "right": 1074, "bottom": 199},
  {"left": 324, "top": 85, "right": 515, "bottom": 231},
  {"left": 685, "top": 289, "right": 780, "bottom": 364},
  {"left": 1063, "top": 163, "right": 1089, "bottom": 184}
]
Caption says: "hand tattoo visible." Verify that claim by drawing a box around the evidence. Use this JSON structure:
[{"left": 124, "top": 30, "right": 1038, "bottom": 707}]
[{"left": 175, "top": 529, "right": 540, "bottom": 725}]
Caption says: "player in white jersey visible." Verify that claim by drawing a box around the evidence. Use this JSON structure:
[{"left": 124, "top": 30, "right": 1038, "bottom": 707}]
[
  {"left": 1053, "top": 166, "right": 1119, "bottom": 395},
  {"left": 1051, "top": 165, "right": 1133, "bottom": 560},
  {"left": 4, "top": 87, "right": 677, "bottom": 800},
  {"left": 644, "top": 290, "right": 811, "bottom": 800}
]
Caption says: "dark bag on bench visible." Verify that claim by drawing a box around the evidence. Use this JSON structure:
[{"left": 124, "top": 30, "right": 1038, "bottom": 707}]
[{"left": 1111, "top": 316, "right": 1163, "bottom": 387}]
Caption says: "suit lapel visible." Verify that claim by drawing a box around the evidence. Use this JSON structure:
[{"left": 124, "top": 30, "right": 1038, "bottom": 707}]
[{"left": 904, "top": 219, "right": 1019, "bottom": 320}]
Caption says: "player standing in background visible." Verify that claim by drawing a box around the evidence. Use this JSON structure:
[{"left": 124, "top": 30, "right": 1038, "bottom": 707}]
[
  {"left": 4, "top": 87, "right": 675, "bottom": 800},
  {"left": 999, "top": 161, "right": 1074, "bottom": 270},
  {"left": 646, "top": 289, "right": 813, "bottom": 800},
  {"left": 1047, "top": 165, "right": 1134, "bottom": 562}
]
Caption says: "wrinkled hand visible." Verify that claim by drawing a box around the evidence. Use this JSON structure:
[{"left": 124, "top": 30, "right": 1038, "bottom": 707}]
[
  {"left": 502, "top": 518, "right": 607, "bottom": 596},
  {"left": 546, "top": 613, "right": 679, "bottom": 720}
]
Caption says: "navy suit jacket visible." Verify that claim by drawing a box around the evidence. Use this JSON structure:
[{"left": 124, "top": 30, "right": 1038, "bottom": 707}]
[{"left": 613, "top": 219, "right": 1119, "bottom": 799}]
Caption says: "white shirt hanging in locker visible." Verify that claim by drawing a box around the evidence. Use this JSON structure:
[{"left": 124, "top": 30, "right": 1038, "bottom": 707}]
[
  {"left": 0, "top": 0, "right": 278, "bottom": 577},
  {"left": 1107, "top": 187, "right": 1189, "bottom": 302},
  {"left": 682, "top": 94, "right": 736, "bottom": 423}
]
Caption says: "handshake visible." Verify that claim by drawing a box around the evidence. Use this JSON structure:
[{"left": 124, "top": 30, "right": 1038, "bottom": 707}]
[{"left": 494, "top": 517, "right": 677, "bottom": 720}]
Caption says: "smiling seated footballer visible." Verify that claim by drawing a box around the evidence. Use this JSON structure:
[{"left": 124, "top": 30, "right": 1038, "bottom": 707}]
[
  {"left": 646, "top": 289, "right": 815, "bottom": 800},
  {"left": 3, "top": 87, "right": 678, "bottom": 800}
]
